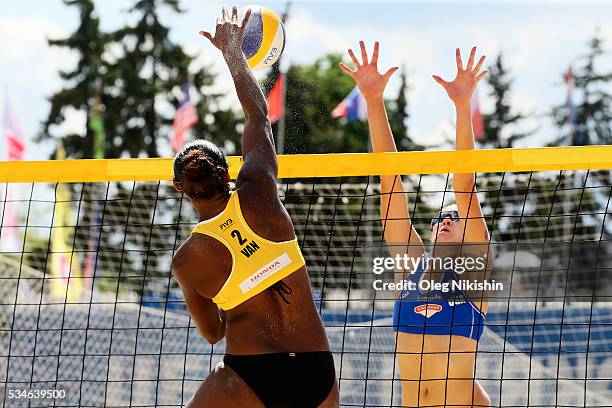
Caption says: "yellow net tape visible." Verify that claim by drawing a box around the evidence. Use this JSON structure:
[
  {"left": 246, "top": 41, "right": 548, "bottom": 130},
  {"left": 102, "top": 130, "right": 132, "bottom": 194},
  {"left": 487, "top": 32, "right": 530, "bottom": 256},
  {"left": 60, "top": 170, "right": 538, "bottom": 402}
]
[{"left": 0, "top": 146, "right": 610, "bottom": 182}]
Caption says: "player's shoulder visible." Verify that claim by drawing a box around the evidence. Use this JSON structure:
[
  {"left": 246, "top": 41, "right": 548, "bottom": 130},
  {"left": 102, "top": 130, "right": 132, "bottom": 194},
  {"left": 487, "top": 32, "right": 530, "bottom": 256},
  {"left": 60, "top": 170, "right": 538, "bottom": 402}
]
[{"left": 172, "top": 234, "right": 222, "bottom": 274}]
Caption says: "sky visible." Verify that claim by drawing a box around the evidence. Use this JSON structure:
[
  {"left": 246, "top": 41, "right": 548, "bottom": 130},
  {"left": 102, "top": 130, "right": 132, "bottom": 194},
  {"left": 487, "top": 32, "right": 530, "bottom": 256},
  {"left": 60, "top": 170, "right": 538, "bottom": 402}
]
[{"left": 1, "top": 0, "right": 612, "bottom": 161}]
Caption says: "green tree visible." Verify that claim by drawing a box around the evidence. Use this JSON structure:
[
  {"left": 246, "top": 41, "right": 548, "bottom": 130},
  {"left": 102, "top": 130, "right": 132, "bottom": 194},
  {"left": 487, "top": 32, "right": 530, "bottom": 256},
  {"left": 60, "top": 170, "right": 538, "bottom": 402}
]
[
  {"left": 38, "top": 0, "right": 243, "bottom": 300},
  {"left": 106, "top": 0, "right": 232, "bottom": 158},
  {"left": 481, "top": 53, "right": 534, "bottom": 148},
  {"left": 281, "top": 54, "right": 368, "bottom": 154},
  {"left": 388, "top": 68, "right": 421, "bottom": 151},
  {"left": 39, "top": 0, "right": 108, "bottom": 159},
  {"left": 477, "top": 53, "right": 538, "bottom": 244},
  {"left": 34, "top": 1, "right": 112, "bottom": 299},
  {"left": 552, "top": 30, "right": 612, "bottom": 146}
]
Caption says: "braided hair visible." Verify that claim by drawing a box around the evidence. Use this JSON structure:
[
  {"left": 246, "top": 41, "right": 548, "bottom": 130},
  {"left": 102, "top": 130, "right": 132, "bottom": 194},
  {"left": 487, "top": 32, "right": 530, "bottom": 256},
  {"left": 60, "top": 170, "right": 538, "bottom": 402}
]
[{"left": 173, "top": 140, "right": 230, "bottom": 200}]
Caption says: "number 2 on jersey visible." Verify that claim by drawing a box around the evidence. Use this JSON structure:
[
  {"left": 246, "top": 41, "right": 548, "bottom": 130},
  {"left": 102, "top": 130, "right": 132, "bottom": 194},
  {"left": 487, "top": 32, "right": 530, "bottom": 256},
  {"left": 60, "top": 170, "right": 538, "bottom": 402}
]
[{"left": 231, "top": 229, "right": 248, "bottom": 245}]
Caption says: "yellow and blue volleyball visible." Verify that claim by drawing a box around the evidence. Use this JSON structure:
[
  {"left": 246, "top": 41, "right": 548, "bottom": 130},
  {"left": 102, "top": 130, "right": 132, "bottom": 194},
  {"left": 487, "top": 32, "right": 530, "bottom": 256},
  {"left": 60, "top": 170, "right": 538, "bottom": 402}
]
[{"left": 242, "top": 6, "right": 286, "bottom": 70}]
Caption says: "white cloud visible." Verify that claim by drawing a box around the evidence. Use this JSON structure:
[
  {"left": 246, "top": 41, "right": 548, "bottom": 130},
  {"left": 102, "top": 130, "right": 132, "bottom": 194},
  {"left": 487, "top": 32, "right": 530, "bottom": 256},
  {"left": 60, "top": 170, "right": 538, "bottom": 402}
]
[
  {"left": 0, "top": 15, "right": 75, "bottom": 87},
  {"left": 0, "top": 15, "right": 79, "bottom": 159},
  {"left": 285, "top": 11, "right": 350, "bottom": 62}
]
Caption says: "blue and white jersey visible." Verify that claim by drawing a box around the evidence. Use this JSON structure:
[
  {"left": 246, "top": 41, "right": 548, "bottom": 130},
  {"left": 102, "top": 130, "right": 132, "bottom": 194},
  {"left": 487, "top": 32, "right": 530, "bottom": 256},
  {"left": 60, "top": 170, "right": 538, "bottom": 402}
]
[{"left": 392, "top": 254, "right": 486, "bottom": 341}]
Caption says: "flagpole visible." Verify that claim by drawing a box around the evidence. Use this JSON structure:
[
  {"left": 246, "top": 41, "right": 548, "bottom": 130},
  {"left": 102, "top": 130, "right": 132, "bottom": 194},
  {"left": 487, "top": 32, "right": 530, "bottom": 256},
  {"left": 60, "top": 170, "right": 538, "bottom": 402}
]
[
  {"left": 277, "top": 73, "right": 287, "bottom": 155},
  {"left": 275, "top": 2, "right": 291, "bottom": 155}
]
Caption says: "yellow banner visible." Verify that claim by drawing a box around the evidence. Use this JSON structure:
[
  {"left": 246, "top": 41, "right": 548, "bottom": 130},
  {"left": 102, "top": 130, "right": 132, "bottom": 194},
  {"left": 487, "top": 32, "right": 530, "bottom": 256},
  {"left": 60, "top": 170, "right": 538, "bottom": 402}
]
[{"left": 50, "top": 145, "right": 82, "bottom": 302}]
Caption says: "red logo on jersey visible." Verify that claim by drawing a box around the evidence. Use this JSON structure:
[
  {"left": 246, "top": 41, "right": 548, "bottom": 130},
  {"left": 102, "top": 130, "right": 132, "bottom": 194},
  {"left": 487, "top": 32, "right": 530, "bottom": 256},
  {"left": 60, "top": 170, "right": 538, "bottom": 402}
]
[
  {"left": 250, "top": 261, "right": 281, "bottom": 283},
  {"left": 414, "top": 304, "right": 443, "bottom": 318}
]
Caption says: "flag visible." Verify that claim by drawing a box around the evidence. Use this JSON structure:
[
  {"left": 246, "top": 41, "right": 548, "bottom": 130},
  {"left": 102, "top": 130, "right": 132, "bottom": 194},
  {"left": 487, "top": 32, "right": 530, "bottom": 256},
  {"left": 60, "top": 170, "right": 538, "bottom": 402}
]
[
  {"left": 171, "top": 84, "right": 198, "bottom": 154},
  {"left": 331, "top": 87, "right": 367, "bottom": 122},
  {"left": 1, "top": 95, "right": 26, "bottom": 253},
  {"left": 50, "top": 144, "right": 82, "bottom": 301},
  {"left": 89, "top": 94, "right": 105, "bottom": 159},
  {"left": 85, "top": 93, "right": 105, "bottom": 289},
  {"left": 267, "top": 74, "right": 285, "bottom": 124},
  {"left": 4, "top": 101, "right": 25, "bottom": 161},
  {"left": 82, "top": 210, "right": 101, "bottom": 291},
  {"left": 471, "top": 90, "right": 485, "bottom": 142},
  {"left": 564, "top": 66, "right": 586, "bottom": 145},
  {"left": 564, "top": 66, "right": 577, "bottom": 127}
]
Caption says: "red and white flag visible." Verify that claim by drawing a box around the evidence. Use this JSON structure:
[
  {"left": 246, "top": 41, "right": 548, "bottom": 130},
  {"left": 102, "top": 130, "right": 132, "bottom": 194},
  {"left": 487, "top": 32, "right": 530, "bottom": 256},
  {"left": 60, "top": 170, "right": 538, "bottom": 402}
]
[
  {"left": 471, "top": 90, "right": 485, "bottom": 142},
  {"left": 170, "top": 84, "right": 198, "bottom": 154},
  {"left": 2, "top": 95, "right": 26, "bottom": 252},
  {"left": 564, "top": 66, "right": 577, "bottom": 127},
  {"left": 266, "top": 74, "right": 285, "bottom": 124}
]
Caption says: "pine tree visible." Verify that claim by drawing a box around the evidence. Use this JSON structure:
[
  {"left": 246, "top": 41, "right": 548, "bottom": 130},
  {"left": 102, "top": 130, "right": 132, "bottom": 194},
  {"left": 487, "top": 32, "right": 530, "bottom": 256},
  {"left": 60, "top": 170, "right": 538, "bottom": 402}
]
[
  {"left": 107, "top": 0, "right": 207, "bottom": 158},
  {"left": 475, "top": 53, "right": 537, "bottom": 243},
  {"left": 38, "top": 0, "right": 108, "bottom": 159},
  {"left": 388, "top": 68, "right": 421, "bottom": 151},
  {"left": 33, "top": 1, "right": 111, "bottom": 296},
  {"left": 481, "top": 53, "right": 533, "bottom": 148},
  {"left": 38, "top": 0, "right": 242, "bottom": 299},
  {"left": 552, "top": 30, "right": 612, "bottom": 146}
]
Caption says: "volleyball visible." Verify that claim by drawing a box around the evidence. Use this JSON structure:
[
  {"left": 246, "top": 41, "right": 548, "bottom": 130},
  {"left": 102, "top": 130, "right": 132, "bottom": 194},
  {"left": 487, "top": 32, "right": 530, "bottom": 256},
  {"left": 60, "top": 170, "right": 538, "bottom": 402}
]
[{"left": 242, "top": 6, "right": 286, "bottom": 70}]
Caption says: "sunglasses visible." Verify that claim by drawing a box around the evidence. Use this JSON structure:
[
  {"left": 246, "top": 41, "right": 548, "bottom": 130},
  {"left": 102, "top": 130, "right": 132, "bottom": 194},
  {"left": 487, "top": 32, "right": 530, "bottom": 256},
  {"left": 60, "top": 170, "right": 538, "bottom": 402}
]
[{"left": 430, "top": 210, "right": 460, "bottom": 228}]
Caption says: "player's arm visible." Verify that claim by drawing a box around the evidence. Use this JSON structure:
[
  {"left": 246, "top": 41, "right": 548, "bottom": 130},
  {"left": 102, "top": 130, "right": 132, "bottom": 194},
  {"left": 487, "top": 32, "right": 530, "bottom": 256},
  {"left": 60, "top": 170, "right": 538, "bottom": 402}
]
[
  {"left": 340, "top": 41, "right": 424, "bottom": 260},
  {"left": 172, "top": 243, "right": 226, "bottom": 345},
  {"left": 200, "top": 6, "right": 277, "bottom": 194},
  {"left": 433, "top": 47, "right": 489, "bottom": 244}
]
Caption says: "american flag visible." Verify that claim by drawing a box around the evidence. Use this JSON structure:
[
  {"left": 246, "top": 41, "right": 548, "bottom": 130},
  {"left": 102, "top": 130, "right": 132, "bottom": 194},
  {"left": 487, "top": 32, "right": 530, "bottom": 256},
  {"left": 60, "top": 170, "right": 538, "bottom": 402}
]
[
  {"left": 170, "top": 84, "right": 199, "bottom": 154},
  {"left": 331, "top": 87, "right": 367, "bottom": 122}
]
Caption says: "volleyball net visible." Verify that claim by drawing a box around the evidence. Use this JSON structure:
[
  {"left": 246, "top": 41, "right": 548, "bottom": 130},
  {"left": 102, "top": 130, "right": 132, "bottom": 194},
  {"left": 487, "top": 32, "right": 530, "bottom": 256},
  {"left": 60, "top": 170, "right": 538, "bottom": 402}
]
[{"left": 1, "top": 146, "right": 611, "bottom": 407}]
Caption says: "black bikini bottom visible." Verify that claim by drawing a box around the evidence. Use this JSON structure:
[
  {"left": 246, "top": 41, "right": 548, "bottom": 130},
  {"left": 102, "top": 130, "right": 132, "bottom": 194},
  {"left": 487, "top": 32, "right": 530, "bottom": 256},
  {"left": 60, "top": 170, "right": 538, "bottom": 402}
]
[{"left": 223, "top": 351, "right": 336, "bottom": 408}]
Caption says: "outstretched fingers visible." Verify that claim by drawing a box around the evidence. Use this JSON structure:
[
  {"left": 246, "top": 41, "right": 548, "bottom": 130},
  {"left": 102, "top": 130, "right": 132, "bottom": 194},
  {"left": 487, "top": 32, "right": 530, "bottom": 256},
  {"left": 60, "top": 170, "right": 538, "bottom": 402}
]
[
  {"left": 359, "top": 40, "right": 369, "bottom": 65},
  {"left": 432, "top": 74, "right": 449, "bottom": 88},
  {"left": 348, "top": 48, "right": 360, "bottom": 68},
  {"left": 466, "top": 46, "right": 476, "bottom": 71},
  {"left": 222, "top": 6, "right": 230, "bottom": 22},
  {"left": 339, "top": 62, "right": 356, "bottom": 77},
  {"left": 199, "top": 30, "right": 213, "bottom": 42},
  {"left": 475, "top": 70, "right": 488, "bottom": 83},
  {"left": 371, "top": 41, "right": 380, "bottom": 66},
  {"left": 383, "top": 66, "right": 399, "bottom": 81},
  {"left": 240, "top": 8, "right": 252, "bottom": 29},
  {"left": 231, "top": 6, "right": 238, "bottom": 23},
  {"left": 455, "top": 48, "right": 463, "bottom": 71},
  {"left": 472, "top": 55, "right": 486, "bottom": 75}
]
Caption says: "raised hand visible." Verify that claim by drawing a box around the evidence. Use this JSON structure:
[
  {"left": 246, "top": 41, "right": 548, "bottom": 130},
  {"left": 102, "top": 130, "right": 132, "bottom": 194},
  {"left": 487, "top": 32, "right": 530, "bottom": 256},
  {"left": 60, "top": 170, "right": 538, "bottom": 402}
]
[
  {"left": 199, "top": 6, "right": 251, "bottom": 57},
  {"left": 433, "top": 47, "right": 487, "bottom": 108},
  {"left": 339, "top": 41, "right": 399, "bottom": 102}
]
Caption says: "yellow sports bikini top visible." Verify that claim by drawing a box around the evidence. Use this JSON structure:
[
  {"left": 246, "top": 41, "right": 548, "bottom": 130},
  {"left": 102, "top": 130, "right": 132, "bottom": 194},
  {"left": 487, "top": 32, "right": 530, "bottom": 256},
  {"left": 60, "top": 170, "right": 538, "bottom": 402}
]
[{"left": 191, "top": 191, "right": 305, "bottom": 310}]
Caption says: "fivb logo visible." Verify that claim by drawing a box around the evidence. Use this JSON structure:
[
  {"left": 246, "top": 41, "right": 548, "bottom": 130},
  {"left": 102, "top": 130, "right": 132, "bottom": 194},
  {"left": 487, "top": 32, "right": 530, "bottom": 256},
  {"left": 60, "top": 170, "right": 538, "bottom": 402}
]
[
  {"left": 414, "top": 304, "right": 443, "bottom": 318},
  {"left": 239, "top": 253, "right": 291, "bottom": 293},
  {"left": 220, "top": 219, "right": 233, "bottom": 230},
  {"left": 263, "top": 47, "right": 279, "bottom": 65}
]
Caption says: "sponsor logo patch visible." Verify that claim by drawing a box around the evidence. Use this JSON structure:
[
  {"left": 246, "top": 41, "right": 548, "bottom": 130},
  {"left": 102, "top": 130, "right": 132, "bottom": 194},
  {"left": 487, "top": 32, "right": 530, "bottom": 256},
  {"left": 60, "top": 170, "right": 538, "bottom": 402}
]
[
  {"left": 414, "top": 303, "right": 443, "bottom": 318},
  {"left": 239, "top": 253, "right": 291, "bottom": 293}
]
